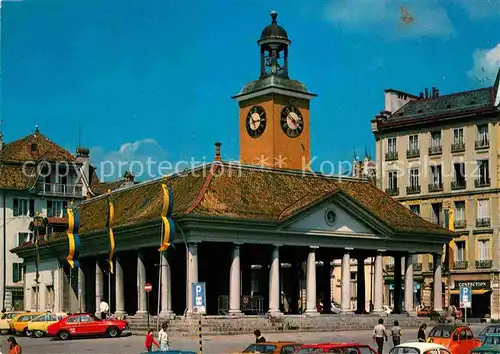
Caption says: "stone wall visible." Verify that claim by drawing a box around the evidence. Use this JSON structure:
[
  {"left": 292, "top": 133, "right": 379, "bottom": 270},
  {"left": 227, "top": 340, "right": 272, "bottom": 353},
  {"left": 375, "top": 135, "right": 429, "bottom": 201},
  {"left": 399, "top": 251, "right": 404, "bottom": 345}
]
[{"left": 128, "top": 314, "right": 435, "bottom": 337}]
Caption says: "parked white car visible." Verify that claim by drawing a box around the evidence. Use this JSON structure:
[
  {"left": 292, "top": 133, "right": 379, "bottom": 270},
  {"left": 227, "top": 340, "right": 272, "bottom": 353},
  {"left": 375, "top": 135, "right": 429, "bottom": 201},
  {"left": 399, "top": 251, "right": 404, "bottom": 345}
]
[{"left": 390, "top": 342, "right": 450, "bottom": 354}]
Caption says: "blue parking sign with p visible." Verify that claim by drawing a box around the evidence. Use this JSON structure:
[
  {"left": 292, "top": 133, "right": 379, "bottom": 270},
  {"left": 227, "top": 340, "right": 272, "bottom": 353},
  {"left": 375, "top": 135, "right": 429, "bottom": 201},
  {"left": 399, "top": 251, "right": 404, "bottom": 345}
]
[
  {"left": 459, "top": 286, "right": 471, "bottom": 309},
  {"left": 192, "top": 282, "right": 206, "bottom": 314}
]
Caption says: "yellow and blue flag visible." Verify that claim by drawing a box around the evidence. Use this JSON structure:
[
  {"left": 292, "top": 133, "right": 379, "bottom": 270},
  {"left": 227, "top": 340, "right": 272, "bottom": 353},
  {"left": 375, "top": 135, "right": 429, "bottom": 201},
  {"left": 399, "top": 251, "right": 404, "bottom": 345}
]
[
  {"left": 66, "top": 203, "right": 81, "bottom": 269},
  {"left": 107, "top": 190, "right": 115, "bottom": 273},
  {"left": 159, "top": 178, "right": 175, "bottom": 252}
]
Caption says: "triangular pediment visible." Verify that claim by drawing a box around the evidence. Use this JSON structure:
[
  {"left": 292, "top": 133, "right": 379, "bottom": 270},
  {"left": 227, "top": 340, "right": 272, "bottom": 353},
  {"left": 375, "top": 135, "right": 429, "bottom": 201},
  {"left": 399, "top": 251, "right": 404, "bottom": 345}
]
[{"left": 282, "top": 200, "right": 379, "bottom": 236}]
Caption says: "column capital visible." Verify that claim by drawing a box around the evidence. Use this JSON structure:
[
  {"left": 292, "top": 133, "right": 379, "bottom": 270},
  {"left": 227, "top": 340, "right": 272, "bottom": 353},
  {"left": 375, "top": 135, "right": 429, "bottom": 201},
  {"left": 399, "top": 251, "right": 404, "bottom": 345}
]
[
  {"left": 272, "top": 244, "right": 282, "bottom": 248},
  {"left": 376, "top": 249, "right": 386, "bottom": 254},
  {"left": 309, "top": 246, "right": 319, "bottom": 250},
  {"left": 345, "top": 247, "right": 354, "bottom": 252},
  {"left": 233, "top": 242, "right": 244, "bottom": 246}
]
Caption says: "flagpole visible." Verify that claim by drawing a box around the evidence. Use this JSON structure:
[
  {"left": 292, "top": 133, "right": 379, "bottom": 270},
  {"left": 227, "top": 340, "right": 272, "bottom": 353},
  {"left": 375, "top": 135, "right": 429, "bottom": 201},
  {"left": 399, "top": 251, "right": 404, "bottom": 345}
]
[{"left": 156, "top": 220, "right": 164, "bottom": 333}]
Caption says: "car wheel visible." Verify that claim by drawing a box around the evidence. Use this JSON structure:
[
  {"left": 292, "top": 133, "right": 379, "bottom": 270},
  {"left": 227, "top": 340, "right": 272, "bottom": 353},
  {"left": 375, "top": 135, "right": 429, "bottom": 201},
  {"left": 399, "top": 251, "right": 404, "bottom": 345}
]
[
  {"left": 34, "top": 330, "right": 44, "bottom": 338},
  {"left": 58, "top": 330, "right": 70, "bottom": 340},
  {"left": 24, "top": 328, "right": 32, "bottom": 337},
  {"left": 107, "top": 326, "right": 119, "bottom": 338}
]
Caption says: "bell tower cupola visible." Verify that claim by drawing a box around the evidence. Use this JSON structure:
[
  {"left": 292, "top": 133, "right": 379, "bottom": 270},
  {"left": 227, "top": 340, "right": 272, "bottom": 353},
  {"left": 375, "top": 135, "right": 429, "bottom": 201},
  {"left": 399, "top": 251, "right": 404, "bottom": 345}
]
[
  {"left": 258, "top": 11, "right": 290, "bottom": 79},
  {"left": 233, "top": 11, "right": 317, "bottom": 171}
]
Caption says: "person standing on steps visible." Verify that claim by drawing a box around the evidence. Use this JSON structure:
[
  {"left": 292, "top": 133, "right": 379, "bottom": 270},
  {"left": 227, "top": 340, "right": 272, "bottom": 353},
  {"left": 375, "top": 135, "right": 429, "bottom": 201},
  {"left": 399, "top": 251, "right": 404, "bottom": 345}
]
[
  {"left": 158, "top": 322, "right": 170, "bottom": 351},
  {"left": 372, "top": 318, "right": 388, "bottom": 354},
  {"left": 390, "top": 320, "right": 403, "bottom": 347}
]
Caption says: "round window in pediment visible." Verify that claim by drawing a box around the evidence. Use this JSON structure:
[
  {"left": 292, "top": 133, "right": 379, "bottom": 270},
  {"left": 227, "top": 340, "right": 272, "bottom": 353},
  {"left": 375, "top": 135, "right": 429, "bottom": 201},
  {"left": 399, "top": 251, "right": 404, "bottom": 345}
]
[{"left": 325, "top": 209, "right": 337, "bottom": 226}]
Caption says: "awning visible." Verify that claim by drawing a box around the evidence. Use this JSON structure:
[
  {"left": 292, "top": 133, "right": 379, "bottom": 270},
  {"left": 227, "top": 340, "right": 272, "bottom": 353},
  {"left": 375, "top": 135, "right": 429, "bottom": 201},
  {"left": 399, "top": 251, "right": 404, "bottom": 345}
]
[{"left": 449, "top": 289, "right": 491, "bottom": 295}]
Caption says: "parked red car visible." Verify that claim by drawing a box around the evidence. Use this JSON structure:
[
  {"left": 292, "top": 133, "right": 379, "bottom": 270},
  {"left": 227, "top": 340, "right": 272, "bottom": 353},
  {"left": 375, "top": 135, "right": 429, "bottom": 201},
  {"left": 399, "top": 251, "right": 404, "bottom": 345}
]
[
  {"left": 47, "top": 313, "right": 130, "bottom": 340},
  {"left": 294, "top": 343, "right": 378, "bottom": 354}
]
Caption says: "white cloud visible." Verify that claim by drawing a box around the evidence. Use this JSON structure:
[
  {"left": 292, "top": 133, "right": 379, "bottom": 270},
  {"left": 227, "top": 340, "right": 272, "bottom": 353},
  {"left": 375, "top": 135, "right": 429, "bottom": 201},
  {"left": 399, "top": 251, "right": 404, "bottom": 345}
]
[
  {"left": 467, "top": 44, "right": 500, "bottom": 83},
  {"left": 323, "top": 1, "right": 455, "bottom": 39}
]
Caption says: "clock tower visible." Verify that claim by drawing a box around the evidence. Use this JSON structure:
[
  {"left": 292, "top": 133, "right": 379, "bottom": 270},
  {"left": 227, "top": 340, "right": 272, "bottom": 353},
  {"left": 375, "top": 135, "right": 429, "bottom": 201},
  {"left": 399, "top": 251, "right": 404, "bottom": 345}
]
[{"left": 232, "top": 11, "right": 317, "bottom": 170}]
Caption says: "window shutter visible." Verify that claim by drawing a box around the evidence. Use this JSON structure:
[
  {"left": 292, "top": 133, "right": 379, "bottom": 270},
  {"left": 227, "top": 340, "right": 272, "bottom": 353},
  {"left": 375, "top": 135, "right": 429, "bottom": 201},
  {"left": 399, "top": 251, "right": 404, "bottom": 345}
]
[
  {"left": 13, "top": 199, "right": 19, "bottom": 217},
  {"left": 12, "top": 263, "right": 19, "bottom": 283},
  {"left": 29, "top": 199, "right": 35, "bottom": 217}
]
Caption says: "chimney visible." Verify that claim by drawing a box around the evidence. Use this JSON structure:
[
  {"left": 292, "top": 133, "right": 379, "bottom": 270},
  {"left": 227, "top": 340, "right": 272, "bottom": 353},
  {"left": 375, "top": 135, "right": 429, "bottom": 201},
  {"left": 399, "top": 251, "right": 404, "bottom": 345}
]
[
  {"left": 123, "top": 171, "right": 135, "bottom": 186},
  {"left": 432, "top": 87, "right": 438, "bottom": 98},
  {"left": 76, "top": 147, "right": 90, "bottom": 197},
  {"left": 0, "top": 132, "right": 3, "bottom": 151},
  {"left": 424, "top": 88, "right": 429, "bottom": 99},
  {"left": 215, "top": 142, "right": 222, "bottom": 161},
  {"left": 435, "top": 88, "right": 439, "bottom": 97}
]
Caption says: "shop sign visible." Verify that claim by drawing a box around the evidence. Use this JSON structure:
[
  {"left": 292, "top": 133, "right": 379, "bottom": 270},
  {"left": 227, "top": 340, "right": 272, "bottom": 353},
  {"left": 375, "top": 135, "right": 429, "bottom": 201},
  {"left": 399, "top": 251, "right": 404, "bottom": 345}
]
[{"left": 455, "top": 280, "right": 490, "bottom": 290}]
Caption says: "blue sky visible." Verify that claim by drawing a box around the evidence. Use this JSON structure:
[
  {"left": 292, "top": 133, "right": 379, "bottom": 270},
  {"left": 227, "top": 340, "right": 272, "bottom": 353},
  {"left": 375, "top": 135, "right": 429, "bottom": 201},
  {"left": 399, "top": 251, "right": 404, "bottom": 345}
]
[{"left": 2, "top": 0, "right": 500, "bottom": 181}]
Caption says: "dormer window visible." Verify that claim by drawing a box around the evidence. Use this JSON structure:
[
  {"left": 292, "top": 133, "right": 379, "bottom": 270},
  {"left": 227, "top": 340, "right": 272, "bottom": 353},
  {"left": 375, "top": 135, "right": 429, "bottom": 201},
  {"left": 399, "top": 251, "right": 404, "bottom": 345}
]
[{"left": 30, "top": 143, "right": 38, "bottom": 153}]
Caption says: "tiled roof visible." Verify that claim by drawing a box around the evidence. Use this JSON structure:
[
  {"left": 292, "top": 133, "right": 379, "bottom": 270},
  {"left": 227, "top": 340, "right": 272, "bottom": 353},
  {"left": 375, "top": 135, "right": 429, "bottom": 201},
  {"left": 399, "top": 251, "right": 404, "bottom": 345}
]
[
  {"left": 0, "top": 163, "right": 37, "bottom": 190},
  {"left": 388, "top": 87, "right": 494, "bottom": 121},
  {"left": 51, "top": 163, "right": 451, "bottom": 240},
  {"left": 0, "top": 131, "right": 76, "bottom": 162}
]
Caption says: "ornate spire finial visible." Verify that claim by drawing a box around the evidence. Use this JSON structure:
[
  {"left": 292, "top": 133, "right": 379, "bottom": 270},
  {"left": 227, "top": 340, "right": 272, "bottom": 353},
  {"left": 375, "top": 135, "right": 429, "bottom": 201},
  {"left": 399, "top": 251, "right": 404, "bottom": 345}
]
[
  {"left": 270, "top": 10, "right": 277, "bottom": 23},
  {"left": 35, "top": 125, "right": 39, "bottom": 133}
]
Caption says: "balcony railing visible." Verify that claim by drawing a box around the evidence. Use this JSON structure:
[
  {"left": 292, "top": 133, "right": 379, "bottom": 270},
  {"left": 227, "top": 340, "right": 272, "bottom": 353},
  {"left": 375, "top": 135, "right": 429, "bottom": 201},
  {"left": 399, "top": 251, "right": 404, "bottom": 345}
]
[
  {"left": 451, "top": 180, "right": 466, "bottom": 190},
  {"left": 453, "top": 260, "right": 468, "bottom": 270},
  {"left": 406, "top": 149, "right": 420, "bottom": 158},
  {"left": 454, "top": 219, "right": 466, "bottom": 229},
  {"left": 413, "top": 263, "right": 422, "bottom": 271},
  {"left": 428, "top": 145, "right": 442, "bottom": 155},
  {"left": 475, "top": 139, "right": 490, "bottom": 150},
  {"left": 386, "top": 264, "right": 395, "bottom": 272},
  {"left": 406, "top": 185, "right": 421, "bottom": 194},
  {"left": 475, "top": 178, "right": 490, "bottom": 188},
  {"left": 385, "top": 187, "right": 399, "bottom": 196},
  {"left": 451, "top": 141, "right": 465, "bottom": 152},
  {"left": 428, "top": 183, "right": 443, "bottom": 192},
  {"left": 38, "top": 182, "right": 83, "bottom": 197},
  {"left": 476, "top": 260, "right": 493, "bottom": 269},
  {"left": 385, "top": 151, "right": 398, "bottom": 161},
  {"left": 476, "top": 218, "right": 491, "bottom": 227}
]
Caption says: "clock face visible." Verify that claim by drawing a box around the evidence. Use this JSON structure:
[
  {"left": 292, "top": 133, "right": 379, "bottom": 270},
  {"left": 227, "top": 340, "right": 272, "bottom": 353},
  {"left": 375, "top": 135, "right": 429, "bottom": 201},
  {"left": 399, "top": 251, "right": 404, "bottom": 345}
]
[
  {"left": 281, "top": 106, "right": 304, "bottom": 138},
  {"left": 246, "top": 105, "right": 266, "bottom": 138}
]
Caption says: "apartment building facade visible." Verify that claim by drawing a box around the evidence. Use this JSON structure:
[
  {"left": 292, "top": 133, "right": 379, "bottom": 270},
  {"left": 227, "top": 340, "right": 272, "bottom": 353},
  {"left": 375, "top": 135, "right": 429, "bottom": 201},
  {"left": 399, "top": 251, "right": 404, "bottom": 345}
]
[
  {"left": 0, "top": 127, "right": 102, "bottom": 311},
  {"left": 371, "top": 71, "right": 500, "bottom": 319}
]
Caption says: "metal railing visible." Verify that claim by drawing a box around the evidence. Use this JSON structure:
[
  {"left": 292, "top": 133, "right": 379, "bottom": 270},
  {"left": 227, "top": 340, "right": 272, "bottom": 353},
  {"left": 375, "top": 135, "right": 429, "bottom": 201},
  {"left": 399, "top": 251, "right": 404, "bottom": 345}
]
[
  {"left": 38, "top": 182, "right": 83, "bottom": 197},
  {"left": 476, "top": 260, "right": 492, "bottom": 269},
  {"left": 428, "top": 145, "right": 442, "bottom": 155},
  {"left": 385, "top": 187, "right": 399, "bottom": 196},
  {"left": 475, "top": 139, "right": 489, "bottom": 149},
  {"left": 454, "top": 220, "right": 466, "bottom": 229},
  {"left": 451, "top": 141, "right": 465, "bottom": 152},
  {"left": 413, "top": 263, "right": 422, "bottom": 272},
  {"left": 475, "top": 178, "right": 490, "bottom": 188},
  {"left": 406, "top": 185, "right": 421, "bottom": 194},
  {"left": 453, "top": 260, "right": 468, "bottom": 270},
  {"left": 451, "top": 181, "right": 466, "bottom": 190},
  {"left": 406, "top": 149, "right": 420, "bottom": 158},
  {"left": 428, "top": 183, "right": 443, "bottom": 192},
  {"left": 217, "top": 295, "right": 265, "bottom": 315},
  {"left": 476, "top": 218, "right": 491, "bottom": 227},
  {"left": 385, "top": 151, "right": 398, "bottom": 161}
]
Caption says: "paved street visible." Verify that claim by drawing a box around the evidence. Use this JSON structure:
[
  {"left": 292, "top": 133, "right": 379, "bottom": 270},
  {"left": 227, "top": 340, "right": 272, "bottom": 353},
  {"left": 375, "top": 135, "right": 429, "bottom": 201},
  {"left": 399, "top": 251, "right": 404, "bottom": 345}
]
[{"left": 0, "top": 324, "right": 485, "bottom": 354}]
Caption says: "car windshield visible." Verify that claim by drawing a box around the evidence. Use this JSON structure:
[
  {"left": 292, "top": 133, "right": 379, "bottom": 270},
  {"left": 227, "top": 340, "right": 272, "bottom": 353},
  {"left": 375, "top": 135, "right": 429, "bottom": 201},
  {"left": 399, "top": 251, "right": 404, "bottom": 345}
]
[
  {"left": 483, "top": 336, "right": 500, "bottom": 345},
  {"left": 296, "top": 349, "right": 327, "bottom": 354},
  {"left": 429, "top": 327, "right": 452, "bottom": 338},
  {"left": 480, "top": 327, "right": 500, "bottom": 336},
  {"left": 390, "top": 347, "right": 420, "bottom": 354},
  {"left": 242, "top": 344, "right": 277, "bottom": 353}
]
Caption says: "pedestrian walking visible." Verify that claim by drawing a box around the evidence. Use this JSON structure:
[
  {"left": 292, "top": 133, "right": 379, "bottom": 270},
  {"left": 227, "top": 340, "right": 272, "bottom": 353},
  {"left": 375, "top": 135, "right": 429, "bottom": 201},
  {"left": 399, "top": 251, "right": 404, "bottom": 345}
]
[
  {"left": 7, "top": 337, "right": 21, "bottom": 354},
  {"left": 254, "top": 329, "right": 266, "bottom": 343},
  {"left": 158, "top": 322, "right": 170, "bottom": 351},
  {"left": 390, "top": 320, "right": 403, "bottom": 347},
  {"left": 145, "top": 328, "right": 159, "bottom": 352},
  {"left": 418, "top": 323, "right": 427, "bottom": 342},
  {"left": 372, "top": 318, "right": 388, "bottom": 354}
]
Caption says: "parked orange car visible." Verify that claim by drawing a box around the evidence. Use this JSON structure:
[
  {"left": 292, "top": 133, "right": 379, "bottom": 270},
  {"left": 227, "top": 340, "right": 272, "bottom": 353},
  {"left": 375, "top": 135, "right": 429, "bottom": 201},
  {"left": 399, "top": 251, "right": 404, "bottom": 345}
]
[
  {"left": 427, "top": 324, "right": 481, "bottom": 354},
  {"left": 241, "top": 341, "right": 301, "bottom": 353}
]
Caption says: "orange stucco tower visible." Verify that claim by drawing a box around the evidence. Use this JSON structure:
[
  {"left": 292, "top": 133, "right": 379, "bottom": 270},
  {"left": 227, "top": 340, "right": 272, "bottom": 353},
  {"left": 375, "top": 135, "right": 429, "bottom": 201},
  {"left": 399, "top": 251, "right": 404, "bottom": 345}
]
[{"left": 232, "top": 11, "right": 317, "bottom": 170}]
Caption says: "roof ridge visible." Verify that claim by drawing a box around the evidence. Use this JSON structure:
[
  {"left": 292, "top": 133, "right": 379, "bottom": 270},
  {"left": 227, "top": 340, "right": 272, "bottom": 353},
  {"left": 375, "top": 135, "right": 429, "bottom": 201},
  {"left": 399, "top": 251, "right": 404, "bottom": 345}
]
[{"left": 184, "top": 162, "right": 221, "bottom": 215}]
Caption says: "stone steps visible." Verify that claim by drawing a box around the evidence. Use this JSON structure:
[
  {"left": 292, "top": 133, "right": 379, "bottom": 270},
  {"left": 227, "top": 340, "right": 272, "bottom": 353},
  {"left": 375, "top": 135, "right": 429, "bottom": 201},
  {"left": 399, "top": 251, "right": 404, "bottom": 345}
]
[{"left": 125, "top": 315, "right": 436, "bottom": 337}]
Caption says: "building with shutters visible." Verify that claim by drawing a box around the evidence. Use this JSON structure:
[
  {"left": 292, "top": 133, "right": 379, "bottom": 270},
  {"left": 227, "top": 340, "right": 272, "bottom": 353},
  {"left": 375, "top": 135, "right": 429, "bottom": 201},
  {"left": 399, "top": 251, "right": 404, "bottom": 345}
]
[{"left": 371, "top": 73, "right": 500, "bottom": 319}]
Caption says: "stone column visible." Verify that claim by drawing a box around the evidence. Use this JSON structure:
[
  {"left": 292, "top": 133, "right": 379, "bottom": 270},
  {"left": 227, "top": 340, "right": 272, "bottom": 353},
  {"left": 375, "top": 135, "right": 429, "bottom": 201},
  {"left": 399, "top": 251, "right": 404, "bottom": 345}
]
[
  {"left": 136, "top": 252, "right": 147, "bottom": 315},
  {"left": 433, "top": 253, "right": 443, "bottom": 312},
  {"left": 77, "top": 265, "right": 86, "bottom": 313},
  {"left": 404, "top": 254, "right": 414, "bottom": 314},
  {"left": 115, "top": 256, "right": 126, "bottom": 317},
  {"left": 160, "top": 252, "right": 173, "bottom": 317},
  {"left": 95, "top": 260, "right": 103, "bottom": 317},
  {"left": 268, "top": 245, "right": 282, "bottom": 315},
  {"left": 305, "top": 247, "right": 319, "bottom": 316},
  {"left": 356, "top": 255, "right": 366, "bottom": 314},
  {"left": 373, "top": 252, "right": 384, "bottom": 313},
  {"left": 186, "top": 243, "right": 199, "bottom": 314},
  {"left": 229, "top": 243, "right": 243, "bottom": 316},
  {"left": 394, "top": 254, "right": 403, "bottom": 314},
  {"left": 341, "top": 251, "right": 352, "bottom": 313}
]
